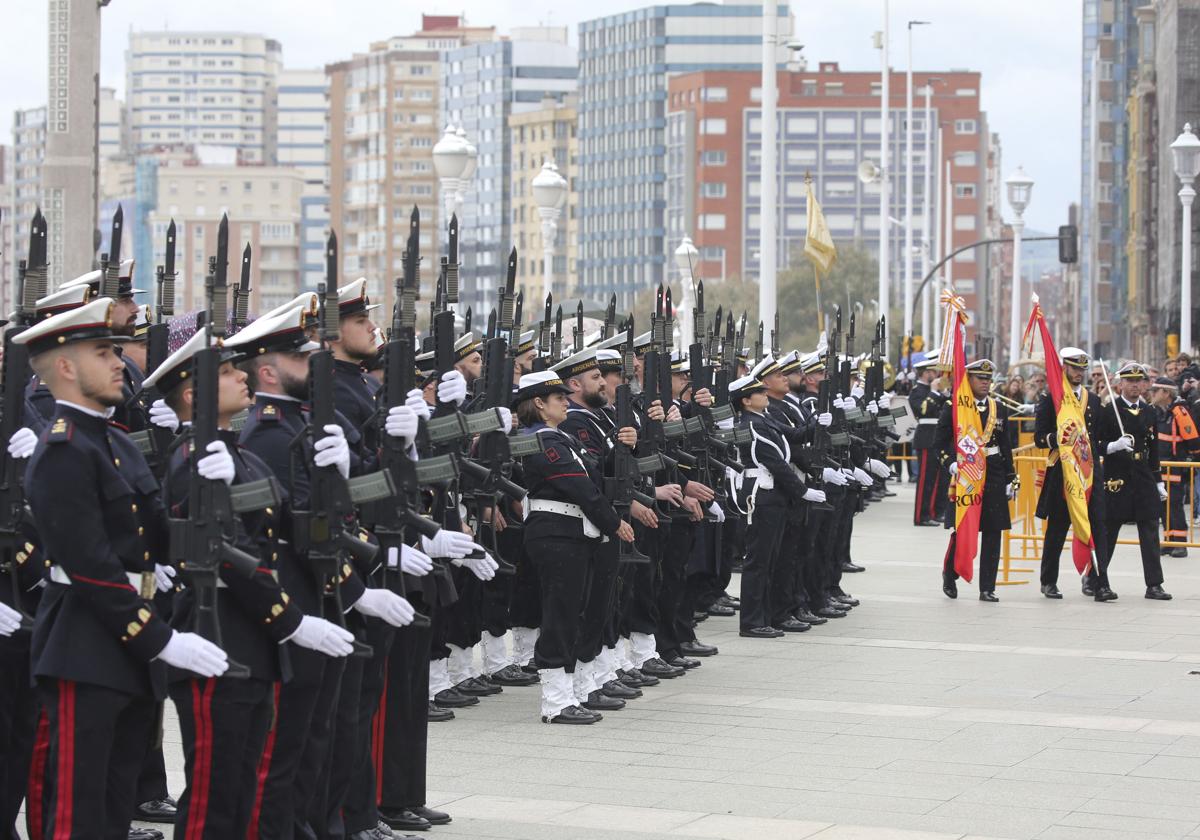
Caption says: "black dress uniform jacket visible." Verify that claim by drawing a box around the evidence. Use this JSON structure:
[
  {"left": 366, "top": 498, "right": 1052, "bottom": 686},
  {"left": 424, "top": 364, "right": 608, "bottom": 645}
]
[
  {"left": 739, "top": 410, "right": 806, "bottom": 507},
  {"left": 935, "top": 399, "right": 1016, "bottom": 532},
  {"left": 1034, "top": 388, "right": 1109, "bottom": 521},
  {"left": 1099, "top": 397, "right": 1161, "bottom": 524},
  {"left": 520, "top": 423, "right": 621, "bottom": 542},
  {"left": 910, "top": 381, "right": 943, "bottom": 450}
]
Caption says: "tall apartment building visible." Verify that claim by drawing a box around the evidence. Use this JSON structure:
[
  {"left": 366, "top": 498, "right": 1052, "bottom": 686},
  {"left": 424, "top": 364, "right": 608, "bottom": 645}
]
[
  {"left": 327, "top": 16, "right": 494, "bottom": 314},
  {"left": 441, "top": 28, "right": 578, "bottom": 311},
  {"left": 125, "top": 31, "right": 282, "bottom": 163},
  {"left": 665, "top": 65, "right": 991, "bottom": 335},
  {"left": 99, "top": 87, "right": 128, "bottom": 161},
  {"left": 9, "top": 106, "right": 46, "bottom": 301},
  {"left": 0, "top": 146, "right": 14, "bottom": 317},
  {"left": 577, "top": 3, "right": 794, "bottom": 308},
  {"left": 277, "top": 68, "right": 330, "bottom": 287},
  {"left": 510, "top": 95, "right": 579, "bottom": 302}
]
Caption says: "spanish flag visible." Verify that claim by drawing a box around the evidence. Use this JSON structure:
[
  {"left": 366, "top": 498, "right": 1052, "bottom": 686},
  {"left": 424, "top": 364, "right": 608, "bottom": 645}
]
[
  {"left": 804, "top": 179, "right": 837, "bottom": 274},
  {"left": 947, "top": 298, "right": 981, "bottom": 581},
  {"left": 1022, "top": 296, "right": 1095, "bottom": 574}
]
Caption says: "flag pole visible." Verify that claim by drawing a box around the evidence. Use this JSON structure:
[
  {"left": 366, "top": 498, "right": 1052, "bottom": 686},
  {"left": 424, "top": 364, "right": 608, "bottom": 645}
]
[{"left": 814, "top": 264, "right": 824, "bottom": 334}]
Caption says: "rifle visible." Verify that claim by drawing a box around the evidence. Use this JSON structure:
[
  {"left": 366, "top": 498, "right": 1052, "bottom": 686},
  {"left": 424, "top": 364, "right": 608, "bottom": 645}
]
[
  {"left": 604, "top": 319, "right": 653, "bottom": 563},
  {"left": 231, "top": 242, "right": 252, "bottom": 333},
  {"left": 99, "top": 204, "right": 123, "bottom": 300},
  {"left": 169, "top": 214, "right": 276, "bottom": 679},
  {"left": 646, "top": 287, "right": 693, "bottom": 519},
  {"left": 551, "top": 305, "right": 563, "bottom": 362},
  {"left": 826, "top": 307, "right": 850, "bottom": 449},
  {"left": 293, "top": 234, "right": 397, "bottom": 658},
  {"left": 571, "top": 300, "right": 584, "bottom": 354},
  {"left": 534, "top": 293, "right": 553, "bottom": 371},
  {"left": 442, "top": 214, "right": 460, "bottom": 307},
  {"left": 0, "top": 210, "right": 47, "bottom": 627},
  {"left": 602, "top": 294, "right": 616, "bottom": 341},
  {"left": 133, "top": 221, "right": 177, "bottom": 477},
  {"left": 753, "top": 320, "right": 764, "bottom": 364}
]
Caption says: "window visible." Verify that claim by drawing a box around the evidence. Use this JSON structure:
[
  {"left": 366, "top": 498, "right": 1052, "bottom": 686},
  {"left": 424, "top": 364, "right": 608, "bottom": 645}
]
[
  {"left": 786, "top": 147, "right": 817, "bottom": 166},
  {"left": 700, "top": 87, "right": 727, "bottom": 102},
  {"left": 785, "top": 212, "right": 807, "bottom": 230},
  {"left": 954, "top": 250, "right": 976, "bottom": 263},
  {"left": 955, "top": 88, "right": 977, "bottom": 97},
  {"left": 802, "top": 81, "right": 817, "bottom": 96},
  {"left": 954, "top": 214, "right": 976, "bottom": 231},
  {"left": 699, "top": 246, "right": 724, "bottom": 261},
  {"left": 825, "top": 116, "right": 855, "bottom": 134},
  {"left": 698, "top": 213, "right": 726, "bottom": 231},
  {"left": 699, "top": 118, "right": 726, "bottom": 135},
  {"left": 824, "top": 83, "right": 844, "bottom": 96},
  {"left": 825, "top": 148, "right": 855, "bottom": 165},
  {"left": 824, "top": 180, "right": 855, "bottom": 199},
  {"left": 411, "top": 65, "right": 431, "bottom": 76},
  {"left": 785, "top": 116, "right": 817, "bottom": 134},
  {"left": 953, "top": 151, "right": 977, "bottom": 167},
  {"left": 954, "top": 183, "right": 977, "bottom": 198},
  {"left": 955, "top": 119, "right": 977, "bottom": 134},
  {"left": 701, "top": 150, "right": 726, "bottom": 166},
  {"left": 701, "top": 182, "right": 726, "bottom": 199}
]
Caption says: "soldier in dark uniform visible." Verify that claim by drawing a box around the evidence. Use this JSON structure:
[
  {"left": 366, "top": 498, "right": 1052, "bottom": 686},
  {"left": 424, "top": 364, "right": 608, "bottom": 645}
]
[
  {"left": 910, "top": 358, "right": 945, "bottom": 526},
  {"left": 514, "top": 370, "right": 633, "bottom": 725},
  {"left": 1033, "top": 347, "right": 1116, "bottom": 602},
  {"left": 15, "top": 298, "right": 230, "bottom": 839},
  {"left": 1149, "top": 377, "right": 1197, "bottom": 558},
  {"left": 1098, "top": 363, "right": 1172, "bottom": 600},
  {"left": 935, "top": 359, "right": 1016, "bottom": 602}
]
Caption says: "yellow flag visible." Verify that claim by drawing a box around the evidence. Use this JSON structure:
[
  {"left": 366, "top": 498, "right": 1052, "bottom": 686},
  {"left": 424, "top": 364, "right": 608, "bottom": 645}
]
[{"left": 804, "top": 180, "right": 837, "bottom": 275}]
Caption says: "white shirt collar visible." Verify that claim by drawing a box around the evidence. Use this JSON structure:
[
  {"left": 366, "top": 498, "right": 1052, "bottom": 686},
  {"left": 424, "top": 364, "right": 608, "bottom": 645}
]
[
  {"left": 260, "top": 392, "right": 302, "bottom": 404},
  {"left": 56, "top": 399, "right": 115, "bottom": 420}
]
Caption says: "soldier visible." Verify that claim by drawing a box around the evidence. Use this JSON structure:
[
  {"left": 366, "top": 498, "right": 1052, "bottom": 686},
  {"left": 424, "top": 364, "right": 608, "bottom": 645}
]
[
  {"left": 1149, "top": 376, "right": 1198, "bottom": 558},
  {"left": 14, "top": 298, "right": 229, "bottom": 838},
  {"left": 1099, "top": 363, "right": 1172, "bottom": 600},
  {"left": 910, "top": 357, "right": 946, "bottom": 526},
  {"left": 935, "top": 359, "right": 1016, "bottom": 602}
]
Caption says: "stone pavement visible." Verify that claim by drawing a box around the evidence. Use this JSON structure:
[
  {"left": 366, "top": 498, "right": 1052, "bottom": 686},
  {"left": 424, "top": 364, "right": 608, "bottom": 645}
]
[{"left": 131, "top": 484, "right": 1200, "bottom": 840}]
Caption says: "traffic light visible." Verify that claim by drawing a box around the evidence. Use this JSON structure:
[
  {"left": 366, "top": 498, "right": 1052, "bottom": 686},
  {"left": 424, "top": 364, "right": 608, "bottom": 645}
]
[{"left": 1058, "top": 225, "right": 1078, "bottom": 264}]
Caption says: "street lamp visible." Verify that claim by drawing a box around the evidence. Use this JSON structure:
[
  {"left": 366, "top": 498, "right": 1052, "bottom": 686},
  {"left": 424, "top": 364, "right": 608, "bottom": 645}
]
[
  {"left": 903, "top": 20, "right": 931, "bottom": 340},
  {"left": 1171, "top": 123, "right": 1200, "bottom": 353},
  {"left": 1005, "top": 166, "right": 1034, "bottom": 368},
  {"left": 674, "top": 235, "right": 699, "bottom": 347},
  {"left": 432, "top": 124, "right": 468, "bottom": 227},
  {"left": 455, "top": 125, "right": 478, "bottom": 209},
  {"left": 531, "top": 158, "right": 567, "bottom": 301}
]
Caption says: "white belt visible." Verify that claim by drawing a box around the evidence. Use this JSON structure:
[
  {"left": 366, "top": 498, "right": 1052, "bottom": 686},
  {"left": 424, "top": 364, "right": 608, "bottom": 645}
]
[
  {"left": 984, "top": 446, "right": 999, "bottom": 456},
  {"left": 527, "top": 499, "right": 604, "bottom": 539},
  {"left": 49, "top": 565, "right": 155, "bottom": 598},
  {"left": 743, "top": 467, "right": 775, "bottom": 490},
  {"left": 918, "top": 418, "right": 939, "bottom": 425}
]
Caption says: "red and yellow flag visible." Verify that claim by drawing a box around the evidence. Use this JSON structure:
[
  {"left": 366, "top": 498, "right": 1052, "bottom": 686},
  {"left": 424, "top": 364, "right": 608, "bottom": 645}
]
[
  {"left": 1022, "top": 297, "right": 1095, "bottom": 574},
  {"left": 948, "top": 299, "right": 982, "bottom": 582}
]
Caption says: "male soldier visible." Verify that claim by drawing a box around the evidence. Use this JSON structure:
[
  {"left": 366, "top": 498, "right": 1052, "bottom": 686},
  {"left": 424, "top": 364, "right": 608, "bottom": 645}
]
[
  {"left": 936, "top": 359, "right": 1016, "bottom": 602},
  {"left": 1034, "top": 348, "right": 1115, "bottom": 601},
  {"left": 1149, "top": 376, "right": 1197, "bottom": 557},
  {"left": 910, "top": 357, "right": 945, "bottom": 526},
  {"left": 1099, "top": 363, "right": 1172, "bottom": 600},
  {"left": 16, "top": 298, "right": 230, "bottom": 838}
]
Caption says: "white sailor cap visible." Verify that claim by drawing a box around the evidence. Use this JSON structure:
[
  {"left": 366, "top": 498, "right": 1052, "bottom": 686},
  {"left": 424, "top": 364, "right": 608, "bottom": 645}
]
[
  {"left": 515, "top": 330, "right": 536, "bottom": 354},
  {"left": 142, "top": 330, "right": 239, "bottom": 394},
  {"left": 632, "top": 331, "right": 653, "bottom": 355},
  {"left": 35, "top": 285, "right": 93, "bottom": 320},
  {"left": 596, "top": 348, "right": 623, "bottom": 373},
  {"left": 337, "top": 278, "right": 380, "bottom": 317},
  {"left": 60, "top": 259, "right": 143, "bottom": 296},
  {"left": 595, "top": 330, "right": 629, "bottom": 351},
  {"left": 12, "top": 297, "right": 131, "bottom": 355},
  {"left": 800, "top": 351, "right": 826, "bottom": 373},
  {"left": 513, "top": 370, "right": 572, "bottom": 405},
  {"left": 1060, "top": 346, "right": 1090, "bottom": 368},
  {"left": 223, "top": 304, "right": 321, "bottom": 357},
  {"left": 261, "top": 292, "right": 320, "bottom": 326},
  {"left": 776, "top": 350, "right": 802, "bottom": 374},
  {"left": 729, "top": 373, "right": 766, "bottom": 401},
  {"left": 750, "top": 354, "right": 778, "bottom": 380},
  {"left": 551, "top": 346, "right": 599, "bottom": 378},
  {"left": 454, "top": 331, "right": 481, "bottom": 361}
]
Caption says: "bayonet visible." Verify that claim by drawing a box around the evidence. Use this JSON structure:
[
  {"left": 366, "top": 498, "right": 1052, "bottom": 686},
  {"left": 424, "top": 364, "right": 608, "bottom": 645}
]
[
  {"left": 511, "top": 290, "right": 524, "bottom": 347},
  {"left": 232, "top": 242, "right": 252, "bottom": 332},
  {"left": 210, "top": 215, "right": 230, "bottom": 338},
  {"left": 693, "top": 280, "right": 706, "bottom": 353},
  {"left": 443, "top": 214, "right": 460, "bottom": 305},
  {"left": 498, "top": 248, "right": 516, "bottom": 332},
  {"left": 603, "top": 294, "right": 616, "bottom": 340},
  {"left": 538, "top": 293, "right": 553, "bottom": 357},
  {"left": 551, "top": 305, "right": 563, "bottom": 361},
  {"left": 100, "top": 205, "right": 124, "bottom": 300},
  {"left": 754, "top": 320, "right": 764, "bottom": 362},
  {"left": 572, "top": 300, "right": 584, "bottom": 354},
  {"left": 464, "top": 306, "right": 472, "bottom": 336},
  {"left": 156, "top": 219, "right": 176, "bottom": 323},
  {"left": 18, "top": 210, "right": 47, "bottom": 319},
  {"left": 486, "top": 308, "right": 496, "bottom": 341}
]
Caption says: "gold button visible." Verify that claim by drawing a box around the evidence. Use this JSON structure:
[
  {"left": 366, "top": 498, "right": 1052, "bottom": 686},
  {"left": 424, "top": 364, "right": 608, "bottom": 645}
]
[
  {"left": 267, "top": 528, "right": 274, "bottom": 538},
  {"left": 114, "top": 458, "right": 121, "bottom": 467},
  {"left": 271, "top": 552, "right": 278, "bottom": 562},
  {"left": 144, "top": 552, "right": 151, "bottom": 561},
  {"left": 265, "top": 507, "right": 274, "bottom": 516},
  {"left": 131, "top": 503, "right": 138, "bottom": 513},
  {"left": 137, "top": 526, "right": 144, "bottom": 536}
]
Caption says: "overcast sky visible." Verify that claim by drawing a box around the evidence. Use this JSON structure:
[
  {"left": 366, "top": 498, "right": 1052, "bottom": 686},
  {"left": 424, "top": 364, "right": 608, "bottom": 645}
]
[{"left": 3, "top": 0, "right": 1080, "bottom": 233}]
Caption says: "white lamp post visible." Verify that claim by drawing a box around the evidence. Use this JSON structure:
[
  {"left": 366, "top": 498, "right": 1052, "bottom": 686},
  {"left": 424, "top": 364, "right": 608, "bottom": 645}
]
[
  {"left": 1171, "top": 123, "right": 1200, "bottom": 354},
  {"left": 531, "top": 159, "right": 567, "bottom": 301},
  {"left": 455, "top": 125, "right": 478, "bottom": 209},
  {"left": 1005, "top": 166, "right": 1034, "bottom": 368},
  {"left": 432, "top": 124, "right": 468, "bottom": 227},
  {"left": 675, "top": 235, "right": 699, "bottom": 348},
  {"left": 903, "top": 20, "right": 931, "bottom": 339}
]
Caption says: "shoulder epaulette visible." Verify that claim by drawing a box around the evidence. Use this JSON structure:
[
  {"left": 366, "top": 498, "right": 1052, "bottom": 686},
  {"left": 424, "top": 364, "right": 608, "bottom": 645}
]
[
  {"left": 258, "top": 404, "right": 280, "bottom": 422},
  {"left": 46, "top": 417, "right": 72, "bottom": 444}
]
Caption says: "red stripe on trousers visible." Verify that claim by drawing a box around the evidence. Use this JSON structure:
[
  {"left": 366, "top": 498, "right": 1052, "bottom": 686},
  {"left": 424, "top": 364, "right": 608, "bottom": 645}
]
[
  {"left": 929, "top": 465, "right": 943, "bottom": 522},
  {"left": 374, "top": 659, "right": 388, "bottom": 803},
  {"left": 915, "top": 450, "right": 927, "bottom": 524},
  {"left": 185, "top": 679, "right": 216, "bottom": 840},
  {"left": 26, "top": 708, "right": 50, "bottom": 840},
  {"left": 245, "top": 682, "right": 281, "bottom": 840},
  {"left": 52, "top": 681, "right": 76, "bottom": 840}
]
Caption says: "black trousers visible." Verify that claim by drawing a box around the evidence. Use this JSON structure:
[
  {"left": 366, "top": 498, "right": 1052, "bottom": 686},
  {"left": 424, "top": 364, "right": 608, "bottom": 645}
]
[
  {"left": 443, "top": 567, "right": 481, "bottom": 652},
  {"left": 812, "top": 487, "right": 846, "bottom": 607},
  {"left": 833, "top": 487, "right": 858, "bottom": 583},
  {"left": 655, "top": 523, "right": 694, "bottom": 659},
  {"left": 37, "top": 679, "right": 156, "bottom": 840},
  {"left": 620, "top": 525, "right": 659, "bottom": 637},
  {"left": 169, "top": 676, "right": 274, "bottom": 840},
  {"left": 914, "top": 448, "right": 939, "bottom": 524},
  {"left": 135, "top": 731, "right": 169, "bottom": 805},
  {"left": 1104, "top": 516, "right": 1165, "bottom": 587},
  {"left": 770, "top": 509, "right": 804, "bottom": 626},
  {"left": 530, "top": 536, "right": 594, "bottom": 671},
  {"left": 1162, "top": 474, "right": 1189, "bottom": 545},
  {"left": 378, "top": 597, "right": 435, "bottom": 812},
  {"left": 1039, "top": 511, "right": 1110, "bottom": 589},
  {"left": 341, "top": 619, "right": 395, "bottom": 835},
  {"left": 740, "top": 498, "right": 786, "bottom": 630},
  {"left": 574, "top": 537, "right": 619, "bottom": 666},
  {"left": 508, "top": 541, "right": 542, "bottom": 630},
  {"left": 942, "top": 529, "right": 1003, "bottom": 592},
  {"left": 797, "top": 507, "right": 824, "bottom": 612},
  {"left": 0, "top": 641, "right": 35, "bottom": 840}
]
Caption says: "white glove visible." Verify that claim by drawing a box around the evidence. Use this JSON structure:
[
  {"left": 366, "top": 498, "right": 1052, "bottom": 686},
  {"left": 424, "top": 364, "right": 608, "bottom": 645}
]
[
  {"left": 853, "top": 467, "right": 873, "bottom": 486},
  {"left": 405, "top": 388, "right": 431, "bottom": 422},
  {"left": 154, "top": 564, "right": 177, "bottom": 593},
  {"left": 0, "top": 601, "right": 22, "bottom": 637},
  {"left": 878, "top": 393, "right": 892, "bottom": 410},
  {"left": 1158, "top": 482, "right": 1168, "bottom": 501},
  {"left": 353, "top": 587, "right": 415, "bottom": 627},
  {"left": 708, "top": 501, "right": 725, "bottom": 523},
  {"left": 803, "top": 487, "right": 827, "bottom": 504},
  {"left": 716, "top": 416, "right": 734, "bottom": 431},
  {"left": 822, "top": 466, "right": 849, "bottom": 486},
  {"left": 1020, "top": 403, "right": 1036, "bottom": 414},
  {"left": 452, "top": 550, "right": 498, "bottom": 581},
  {"left": 497, "top": 407, "right": 513, "bottom": 430},
  {"left": 866, "top": 400, "right": 879, "bottom": 416},
  {"left": 385, "top": 405, "right": 419, "bottom": 442},
  {"left": 156, "top": 631, "right": 229, "bottom": 677},
  {"left": 949, "top": 462, "right": 959, "bottom": 477},
  {"left": 868, "top": 459, "right": 891, "bottom": 479},
  {"left": 1005, "top": 482, "right": 1016, "bottom": 500},
  {"left": 1106, "top": 435, "right": 1133, "bottom": 454},
  {"left": 285, "top": 615, "right": 355, "bottom": 657},
  {"left": 421, "top": 529, "right": 476, "bottom": 559},
  {"left": 817, "top": 411, "right": 833, "bottom": 427},
  {"left": 437, "top": 370, "right": 468, "bottom": 406},
  {"left": 197, "top": 440, "right": 236, "bottom": 485},
  {"left": 7, "top": 428, "right": 36, "bottom": 459},
  {"left": 833, "top": 394, "right": 848, "bottom": 410},
  {"left": 850, "top": 384, "right": 865, "bottom": 400},
  {"left": 149, "top": 399, "right": 180, "bottom": 433},
  {"left": 393, "top": 544, "right": 433, "bottom": 576},
  {"left": 313, "top": 425, "right": 350, "bottom": 479}
]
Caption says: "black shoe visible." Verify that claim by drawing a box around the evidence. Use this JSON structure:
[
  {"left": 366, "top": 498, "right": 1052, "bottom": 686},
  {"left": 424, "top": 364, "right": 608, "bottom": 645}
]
[
  {"left": 943, "top": 579, "right": 957, "bottom": 599},
  {"left": 1081, "top": 582, "right": 1095, "bottom": 597},
  {"left": 619, "top": 667, "right": 659, "bottom": 688},
  {"left": 583, "top": 690, "right": 626, "bottom": 711},
  {"left": 774, "top": 618, "right": 811, "bottom": 633},
  {"left": 455, "top": 676, "right": 502, "bottom": 696},
  {"left": 347, "top": 830, "right": 382, "bottom": 840},
  {"left": 917, "top": 519, "right": 941, "bottom": 527},
  {"left": 667, "top": 655, "right": 701, "bottom": 670},
  {"left": 379, "top": 808, "right": 432, "bottom": 831},
  {"left": 716, "top": 594, "right": 741, "bottom": 609},
  {"left": 427, "top": 701, "right": 455, "bottom": 722},
  {"left": 832, "top": 593, "right": 860, "bottom": 607},
  {"left": 1041, "top": 584, "right": 1062, "bottom": 599},
  {"left": 794, "top": 609, "right": 827, "bottom": 626},
  {"left": 1167, "top": 547, "right": 1189, "bottom": 558},
  {"left": 706, "top": 603, "right": 736, "bottom": 617},
  {"left": 134, "top": 798, "right": 177, "bottom": 824},
  {"left": 374, "top": 820, "right": 401, "bottom": 839},
  {"left": 814, "top": 605, "right": 847, "bottom": 618},
  {"left": 519, "top": 663, "right": 539, "bottom": 676},
  {"left": 542, "top": 704, "right": 599, "bottom": 725},
  {"left": 128, "top": 830, "right": 164, "bottom": 840},
  {"left": 602, "top": 679, "right": 642, "bottom": 699},
  {"left": 979, "top": 591, "right": 999, "bottom": 603},
  {"left": 1094, "top": 586, "right": 1118, "bottom": 602},
  {"left": 433, "top": 688, "right": 479, "bottom": 708},
  {"left": 841, "top": 561, "right": 866, "bottom": 573},
  {"left": 1146, "top": 585, "right": 1173, "bottom": 601},
  {"left": 680, "top": 640, "right": 719, "bottom": 657},
  {"left": 692, "top": 611, "right": 710, "bottom": 623},
  {"left": 408, "top": 806, "right": 450, "bottom": 826},
  {"left": 640, "top": 657, "right": 685, "bottom": 678},
  {"left": 488, "top": 663, "right": 539, "bottom": 686},
  {"left": 739, "top": 626, "right": 784, "bottom": 638}
]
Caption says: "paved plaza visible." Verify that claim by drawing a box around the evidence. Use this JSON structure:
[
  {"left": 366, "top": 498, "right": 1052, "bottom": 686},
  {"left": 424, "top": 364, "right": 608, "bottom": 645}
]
[{"left": 131, "top": 484, "right": 1200, "bottom": 840}]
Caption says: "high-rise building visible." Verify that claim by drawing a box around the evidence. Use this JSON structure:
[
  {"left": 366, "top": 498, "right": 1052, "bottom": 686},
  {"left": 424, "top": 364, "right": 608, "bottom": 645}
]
[
  {"left": 9, "top": 106, "right": 46, "bottom": 295},
  {"left": 277, "top": 68, "right": 330, "bottom": 287},
  {"left": 510, "top": 95, "right": 578, "bottom": 302},
  {"left": 0, "top": 145, "right": 14, "bottom": 316},
  {"left": 125, "top": 31, "right": 282, "bottom": 163},
  {"left": 327, "top": 16, "right": 495, "bottom": 313},
  {"left": 577, "top": 3, "right": 794, "bottom": 308},
  {"left": 441, "top": 28, "right": 577, "bottom": 312},
  {"left": 99, "top": 87, "right": 128, "bottom": 161}
]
